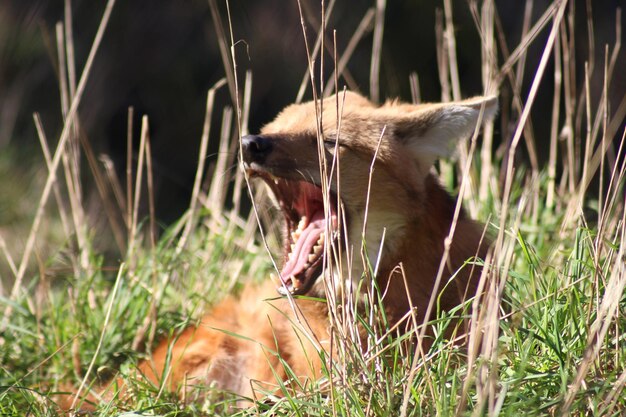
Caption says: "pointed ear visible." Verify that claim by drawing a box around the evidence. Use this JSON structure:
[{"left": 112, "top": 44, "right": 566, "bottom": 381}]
[{"left": 394, "top": 95, "right": 498, "bottom": 172}]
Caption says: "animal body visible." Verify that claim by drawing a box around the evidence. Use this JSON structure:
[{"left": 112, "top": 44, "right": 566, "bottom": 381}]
[{"left": 59, "top": 91, "right": 496, "bottom": 410}]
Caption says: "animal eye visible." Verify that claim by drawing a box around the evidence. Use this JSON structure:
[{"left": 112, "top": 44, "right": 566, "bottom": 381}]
[{"left": 323, "top": 135, "right": 340, "bottom": 149}]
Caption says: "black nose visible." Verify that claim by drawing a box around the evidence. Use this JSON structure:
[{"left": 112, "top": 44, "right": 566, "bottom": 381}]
[{"left": 241, "top": 134, "right": 272, "bottom": 165}]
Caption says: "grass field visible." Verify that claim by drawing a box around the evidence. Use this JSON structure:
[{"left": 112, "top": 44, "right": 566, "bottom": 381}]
[{"left": 1, "top": 0, "right": 625, "bottom": 416}]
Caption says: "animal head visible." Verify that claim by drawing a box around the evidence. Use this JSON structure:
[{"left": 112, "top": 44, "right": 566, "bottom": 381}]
[{"left": 242, "top": 91, "right": 497, "bottom": 296}]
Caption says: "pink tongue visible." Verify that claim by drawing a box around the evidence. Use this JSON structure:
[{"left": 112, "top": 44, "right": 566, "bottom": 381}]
[{"left": 281, "top": 210, "right": 325, "bottom": 282}]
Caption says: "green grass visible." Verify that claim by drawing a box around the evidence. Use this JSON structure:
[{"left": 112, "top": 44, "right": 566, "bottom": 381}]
[{"left": 1, "top": 0, "right": 625, "bottom": 416}]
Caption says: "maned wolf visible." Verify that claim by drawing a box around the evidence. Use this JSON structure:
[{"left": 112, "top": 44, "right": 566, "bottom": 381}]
[{"left": 59, "top": 91, "right": 497, "bottom": 410}]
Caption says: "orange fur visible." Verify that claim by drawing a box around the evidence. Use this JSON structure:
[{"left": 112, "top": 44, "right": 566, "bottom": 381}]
[{"left": 59, "top": 92, "right": 496, "bottom": 411}]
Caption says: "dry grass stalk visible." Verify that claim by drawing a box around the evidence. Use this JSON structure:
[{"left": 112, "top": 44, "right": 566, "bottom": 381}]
[
  {"left": 128, "top": 115, "right": 149, "bottom": 261},
  {"left": 322, "top": 8, "right": 374, "bottom": 97},
  {"left": 176, "top": 81, "right": 224, "bottom": 256},
  {"left": 208, "top": 0, "right": 237, "bottom": 104},
  {"left": 33, "top": 113, "right": 73, "bottom": 253},
  {"left": 99, "top": 154, "right": 128, "bottom": 229},
  {"left": 207, "top": 107, "right": 234, "bottom": 219},
  {"left": 144, "top": 132, "right": 156, "bottom": 250},
  {"left": 295, "top": 0, "right": 337, "bottom": 103},
  {"left": 547, "top": 26, "right": 562, "bottom": 210},
  {"left": 477, "top": 0, "right": 497, "bottom": 203},
  {"left": 369, "top": 0, "right": 385, "bottom": 104},
  {"left": 126, "top": 106, "right": 134, "bottom": 231},
  {"left": 409, "top": 72, "right": 421, "bottom": 104},
  {"left": 56, "top": 17, "right": 90, "bottom": 272},
  {"left": 443, "top": 0, "right": 461, "bottom": 102}
]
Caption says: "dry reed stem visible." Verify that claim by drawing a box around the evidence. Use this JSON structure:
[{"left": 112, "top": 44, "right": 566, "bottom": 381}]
[
  {"left": 322, "top": 8, "right": 374, "bottom": 97},
  {"left": 99, "top": 154, "right": 127, "bottom": 225},
  {"left": 56, "top": 17, "right": 90, "bottom": 273},
  {"left": 296, "top": 0, "right": 337, "bottom": 103},
  {"left": 435, "top": 9, "right": 451, "bottom": 103},
  {"left": 128, "top": 115, "right": 148, "bottom": 261},
  {"left": 443, "top": 0, "right": 461, "bottom": 102},
  {"left": 126, "top": 106, "right": 134, "bottom": 231},
  {"left": 515, "top": 0, "right": 534, "bottom": 96},
  {"left": 477, "top": 0, "right": 497, "bottom": 203},
  {"left": 55, "top": 22, "right": 69, "bottom": 127},
  {"left": 320, "top": 0, "right": 326, "bottom": 108},
  {"left": 0, "top": 0, "right": 116, "bottom": 333},
  {"left": 176, "top": 81, "right": 224, "bottom": 256},
  {"left": 547, "top": 27, "right": 562, "bottom": 209},
  {"left": 33, "top": 113, "right": 73, "bottom": 251},
  {"left": 207, "top": 107, "right": 234, "bottom": 218},
  {"left": 228, "top": 70, "right": 252, "bottom": 231},
  {"left": 64, "top": 0, "right": 77, "bottom": 101},
  {"left": 208, "top": 0, "right": 236, "bottom": 105},
  {"left": 559, "top": 12, "right": 576, "bottom": 195},
  {"left": 144, "top": 133, "right": 156, "bottom": 250},
  {"left": 369, "top": 0, "right": 385, "bottom": 104},
  {"left": 0, "top": 235, "right": 18, "bottom": 282},
  {"left": 65, "top": 0, "right": 82, "bottom": 201},
  {"left": 409, "top": 72, "right": 421, "bottom": 104}
]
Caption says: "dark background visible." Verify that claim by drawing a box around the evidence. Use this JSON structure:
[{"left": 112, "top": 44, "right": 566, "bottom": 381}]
[{"left": 1, "top": 0, "right": 624, "bottom": 226}]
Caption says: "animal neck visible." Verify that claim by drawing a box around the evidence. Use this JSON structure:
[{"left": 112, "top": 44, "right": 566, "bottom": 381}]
[{"left": 377, "top": 174, "right": 489, "bottom": 325}]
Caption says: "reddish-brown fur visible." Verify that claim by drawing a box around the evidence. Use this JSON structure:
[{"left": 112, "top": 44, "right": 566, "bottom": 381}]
[{"left": 58, "top": 92, "right": 496, "bottom": 411}]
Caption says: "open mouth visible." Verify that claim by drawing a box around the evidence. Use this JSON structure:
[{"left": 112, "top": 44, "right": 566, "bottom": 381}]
[{"left": 247, "top": 170, "right": 338, "bottom": 295}]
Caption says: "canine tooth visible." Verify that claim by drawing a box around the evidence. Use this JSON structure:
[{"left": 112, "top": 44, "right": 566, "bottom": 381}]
[
  {"left": 313, "top": 244, "right": 322, "bottom": 253},
  {"left": 290, "top": 243, "right": 296, "bottom": 253},
  {"left": 297, "top": 217, "right": 307, "bottom": 231},
  {"left": 308, "top": 254, "right": 317, "bottom": 263}
]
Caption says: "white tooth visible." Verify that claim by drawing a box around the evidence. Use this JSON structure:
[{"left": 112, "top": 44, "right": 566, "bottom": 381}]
[
  {"left": 313, "top": 244, "right": 321, "bottom": 253},
  {"left": 291, "top": 231, "right": 299, "bottom": 241},
  {"left": 317, "top": 233, "right": 325, "bottom": 245},
  {"left": 290, "top": 243, "right": 296, "bottom": 253},
  {"left": 298, "top": 217, "right": 307, "bottom": 231},
  {"left": 308, "top": 254, "right": 317, "bottom": 263},
  {"left": 274, "top": 178, "right": 279, "bottom": 185}
]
